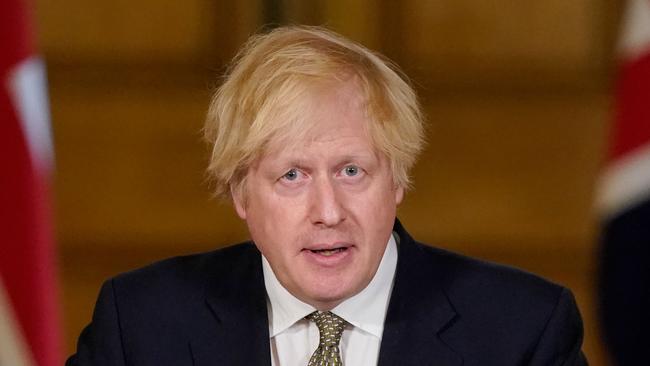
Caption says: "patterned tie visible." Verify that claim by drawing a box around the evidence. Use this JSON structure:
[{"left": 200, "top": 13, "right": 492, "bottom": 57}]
[{"left": 306, "top": 311, "right": 346, "bottom": 366}]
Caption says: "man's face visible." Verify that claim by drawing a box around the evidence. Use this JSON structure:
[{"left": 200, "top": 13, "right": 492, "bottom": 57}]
[{"left": 232, "top": 81, "right": 403, "bottom": 310}]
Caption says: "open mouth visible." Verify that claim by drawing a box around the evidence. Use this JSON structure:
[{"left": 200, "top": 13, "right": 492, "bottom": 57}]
[{"left": 308, "top": 247, "right": 348, "bottom": 256}]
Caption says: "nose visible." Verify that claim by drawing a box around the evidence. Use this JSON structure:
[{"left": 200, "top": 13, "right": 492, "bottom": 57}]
[{"left": 309, "top": 176, "right": 345, "bottom": 227}]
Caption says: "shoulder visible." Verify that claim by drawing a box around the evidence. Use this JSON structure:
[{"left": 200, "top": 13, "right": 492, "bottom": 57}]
[
  {"left": 424, "top": 243, "right": 563, "bottom": 303},
  {"left": 107, "top": 242, "right": 259, "bottom": 310},
  {"left": 408, "top": 241, "right": 583, "bottom": 354},
  {"left": 394, "top": 220, "right": 566, "bottom": 311},
  {"left": 400, "top": 240, "right": 585, "bottom": 362},
  {"left": 414, "top": 241, "right": 566, "bottom": 318}
]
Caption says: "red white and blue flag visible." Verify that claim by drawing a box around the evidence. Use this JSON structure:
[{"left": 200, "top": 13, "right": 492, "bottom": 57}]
[
  {"left": 0, "top": 0, "right": 62, "bottom": 365},
  {"left": 598, "top": 0, "right": 650, "bottom": 364}
]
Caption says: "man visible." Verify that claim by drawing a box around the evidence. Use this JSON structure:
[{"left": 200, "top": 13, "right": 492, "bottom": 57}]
[{"left": 68, "top": 26, "right": 587, "bottom": 365}]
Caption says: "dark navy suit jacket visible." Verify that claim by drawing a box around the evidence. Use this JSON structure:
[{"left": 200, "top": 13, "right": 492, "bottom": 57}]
[{"left": 67, "top": 220, "right": 587, "bottom": 365}]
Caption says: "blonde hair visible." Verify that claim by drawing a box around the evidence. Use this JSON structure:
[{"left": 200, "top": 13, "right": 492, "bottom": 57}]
[{"left": 204, "top": 25, "right": 425, "bottom": 199}]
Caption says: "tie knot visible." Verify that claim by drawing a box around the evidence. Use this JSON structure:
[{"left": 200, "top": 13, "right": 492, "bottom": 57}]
[{"left": 306, "top": 311, "right": 346, "bottom": 347}]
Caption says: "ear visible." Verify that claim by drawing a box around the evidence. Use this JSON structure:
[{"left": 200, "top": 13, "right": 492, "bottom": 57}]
[
  {"left": 231, "top": 184, "right": 247, "bottom": 219},
  {"left": 394, "top": 185, "right": 404, "bottom": 205}
]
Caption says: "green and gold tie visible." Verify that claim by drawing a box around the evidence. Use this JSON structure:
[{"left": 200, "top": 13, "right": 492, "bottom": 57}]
[{"left": 306, "top": 311, "right": 347, "bottom": 366}]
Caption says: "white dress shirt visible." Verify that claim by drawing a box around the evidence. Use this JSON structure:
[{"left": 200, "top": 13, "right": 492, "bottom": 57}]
[{"left": 262, "top": 234, "right": 398, "bottom": 366}]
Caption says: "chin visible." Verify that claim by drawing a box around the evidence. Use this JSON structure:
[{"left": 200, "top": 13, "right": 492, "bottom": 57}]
[
  {"left": 301, "top": 280, "right": 360, "bottom": 308},
  {"left": 306, "top": 293, "right": 347, "bottom": 310}
]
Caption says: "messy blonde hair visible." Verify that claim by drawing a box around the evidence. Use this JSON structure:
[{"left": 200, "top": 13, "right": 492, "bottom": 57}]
[{"left": 204, "top": 25, "right": 425, "bottom": 199}]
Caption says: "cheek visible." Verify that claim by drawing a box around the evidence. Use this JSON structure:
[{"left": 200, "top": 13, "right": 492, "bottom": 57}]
[
  {"left": 347, "top": 182, "right": 398, "bottom": 215},
  {"left": 247, "top": 193, "right": 305, "bottom": 238}
]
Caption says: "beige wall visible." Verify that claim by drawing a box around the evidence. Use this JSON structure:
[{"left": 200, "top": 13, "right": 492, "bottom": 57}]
[{"left": 36, "top": 1, "right": 619, "bottom": 363}]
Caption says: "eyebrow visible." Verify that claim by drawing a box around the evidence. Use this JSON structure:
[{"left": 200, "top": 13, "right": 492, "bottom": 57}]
[{"left": 276, "top": 152, "right": 378, "bottom": 169}]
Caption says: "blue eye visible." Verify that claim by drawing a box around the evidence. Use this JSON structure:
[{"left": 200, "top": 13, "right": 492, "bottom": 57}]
[
  {"left": 343, "top": 165, "right": 359, "bottom": 176},
  {"left": 283, "top": 169, "right": 298, "bottom": 181}
]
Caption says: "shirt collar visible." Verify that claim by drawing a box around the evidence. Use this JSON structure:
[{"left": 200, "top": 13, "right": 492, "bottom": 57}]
[
  {"left": 262, "top": 233, "right": 398, "bottom": 339},
  {"left": 263, "top": 256, "right": 315, "bottom": 337}
]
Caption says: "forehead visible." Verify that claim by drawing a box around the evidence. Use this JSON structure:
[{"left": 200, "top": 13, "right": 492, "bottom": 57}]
[{"left": 261, "top": 80, "right": 376, "bottom": 159}]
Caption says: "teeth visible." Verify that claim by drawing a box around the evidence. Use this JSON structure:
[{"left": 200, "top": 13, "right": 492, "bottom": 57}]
[{"left": 313, "top": 248, "right": 343, "bottom": 256}]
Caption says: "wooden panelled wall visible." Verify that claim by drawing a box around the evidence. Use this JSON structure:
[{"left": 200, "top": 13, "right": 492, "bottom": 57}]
[{"left": 35, "top": 0, "right": 619, "bottom": 363}]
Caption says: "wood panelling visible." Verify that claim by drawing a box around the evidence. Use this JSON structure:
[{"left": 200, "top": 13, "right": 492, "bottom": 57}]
[
  {"left": 401, "top": 92, "right": 609, "bottom": 251},
  {"left": 36, "top": 1, "right": 617, "bottom": 364},
  {"left": 403, "top": 1, "right": 596, "bottom": 63},
  {"left": 34, "top": 0, "right": 261, "bottom": 65},
  {"left": 322, "top": 0, "right": 381, "bottom": 49},
  {"left": 36, "top": 0, "right": 210, "bottom": 62},
  {"left": 393, "top": 0, "right": 610, "bottom": 89},
  {"left": 49, "top": 66, "right": 249, "bottom": 249}
]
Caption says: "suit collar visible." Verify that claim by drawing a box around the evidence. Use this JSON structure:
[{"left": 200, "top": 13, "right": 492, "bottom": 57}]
[
  {"left": 378, "top": 219, "right": 462, "bottom": 366},
  {"left": 188, "top": 221, "right": 461, "bottom": 365},
  {"left": 190, "top": 243, "right": 271, "bottom": 366}
]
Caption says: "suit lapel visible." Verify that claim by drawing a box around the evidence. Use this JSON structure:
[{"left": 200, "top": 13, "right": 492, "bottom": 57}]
[
  {"left": 187, "top": 224, "right": 461, "bottom": 365},
  {"left": 190, "top": 244, "right": 271, "bottom": 366},
  {"left": 378, "top": 220, "right": 463, "bottom": 366}
]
